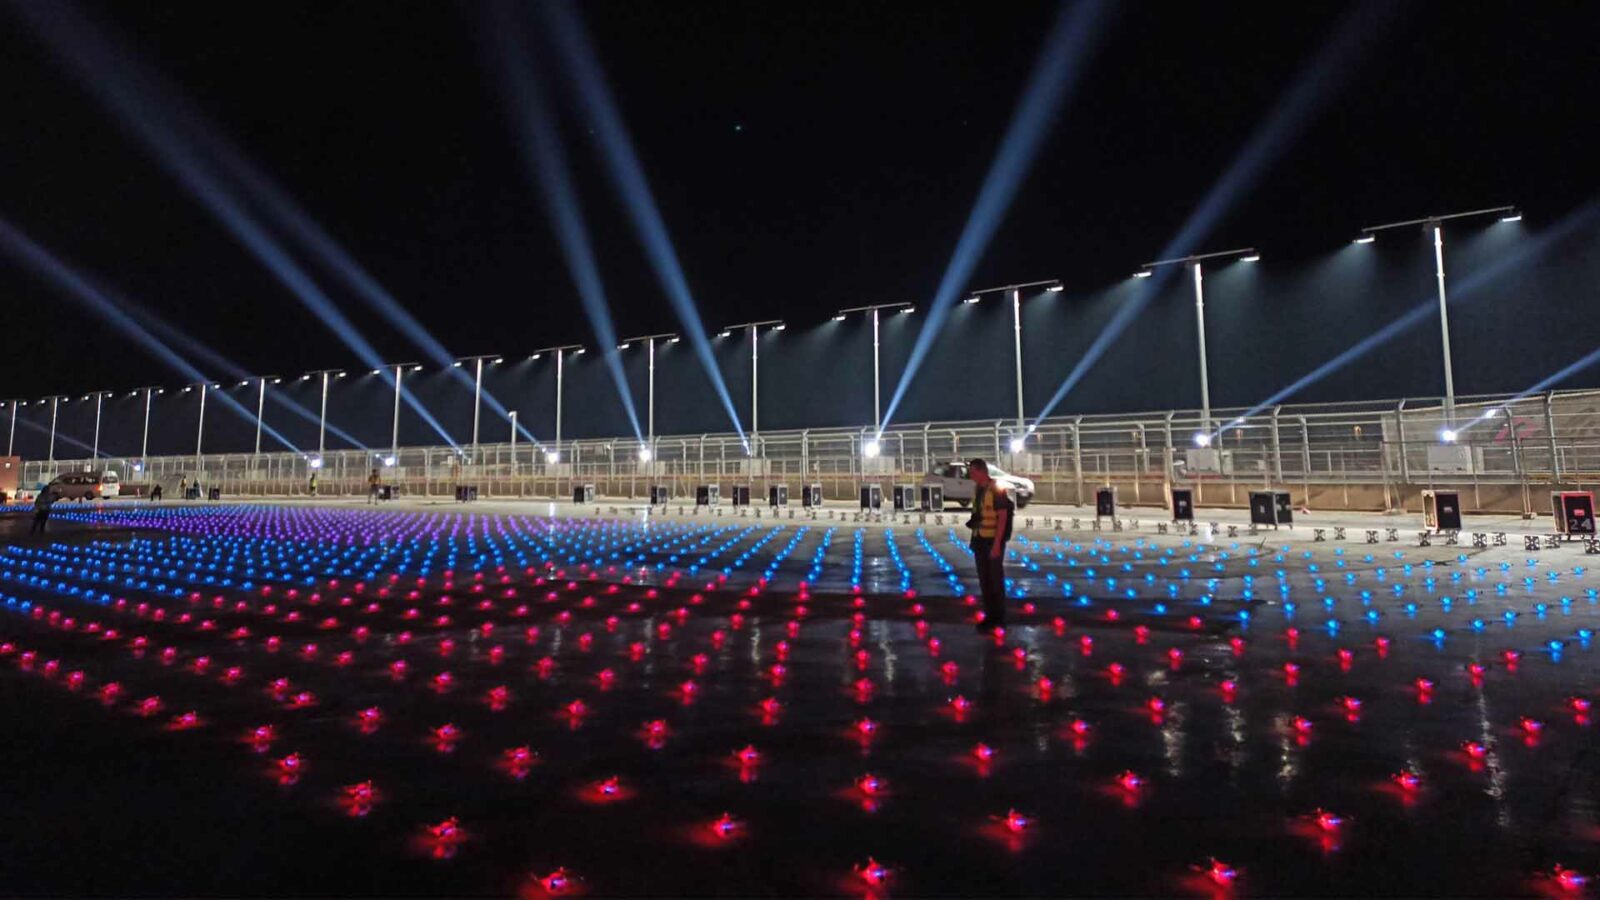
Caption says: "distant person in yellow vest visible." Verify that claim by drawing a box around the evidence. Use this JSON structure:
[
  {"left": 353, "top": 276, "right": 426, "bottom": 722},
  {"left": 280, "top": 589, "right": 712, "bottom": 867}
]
[{"left": 965, "top": 458, "right": 1014, "bottom": 632}]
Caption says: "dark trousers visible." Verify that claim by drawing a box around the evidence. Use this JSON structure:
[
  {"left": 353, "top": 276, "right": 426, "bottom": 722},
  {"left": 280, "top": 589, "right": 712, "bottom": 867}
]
[
  {"left": 30, "top": 509, "right": 49, "bottom": 534},
  {"left": 971, "top": 537, "right": 1007, "bottom": 625}
]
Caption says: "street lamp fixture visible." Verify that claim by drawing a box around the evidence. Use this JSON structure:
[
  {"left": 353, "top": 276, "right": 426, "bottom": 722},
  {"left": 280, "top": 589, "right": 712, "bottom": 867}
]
[
  {"left": 1358, "top": 205, "right": 1517, "bottom": 426},
  {"left": 530, "top": 345, "right": 585, "bottom": 467},
  {"left": 965, "top": 279, "right": 1063, "bottom": 442},
  {"left": 1139, "top": 250, "right": 1259, "bottom": 435},
  {"left": 454, "top": 354, "right": 502, "bottom": 455},
  {"left": 837, "top": 302, "right": 913, "bottom": 437},
  {"left": 620, "top": 333, "right": 678, "bottom": 463},
  {"left": 721, "top": 320, "right": 785, "bottom": 445}
]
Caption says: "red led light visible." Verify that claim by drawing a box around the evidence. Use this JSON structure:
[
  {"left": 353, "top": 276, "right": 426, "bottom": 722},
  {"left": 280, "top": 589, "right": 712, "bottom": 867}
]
[
  {"left": 536, "top": 867, "right": 577, "bottom": 895},
  {"left": 856, "top": 717, "right": 878, "bottom": 737},
  {"left": 710, "top": 812, "right": 741, "bottom": 839},
  {"left": 1147, "top": 696, "right": 1166, "bottom": 715},
  {"left": 1520, "top": 717, "right": 1544, "bottom": 735},
  {"left": 736, "top": 745, "right": 761, "bottom": 766},
  {"left": 1569, "top": 696, "right": 1592, "bottom": 713},
  {"left": 1116, "top": 770, "right": 1143, "bottom": 792},
  {"left": 1205, "top": 858, "right": 1238, "bottom": 886},
  {"left": 973, "top": 742, "right": 995, "bottom": 762},
  {"left": 1463, "top": 740, "right": 1488, "bottom": 760},
  {"left": 949, "top": 695, "right": 972, "bottom": 714},
  {"left": 1314, "top": 809, "right": 1345, "bottom": 831},
  {"left": 1392, "top": 771, "right": 1420, "bottom": 792},
  {"left": 1551, "top": 865, "right": 1589, "bottom": 893},
  {"left": 1003, "top": 808, "right": 1032, "bottom": 833},
  {"left": 855, "top": 858, "right": 889, "bottom": 888},
  {"left": 486, "top": 685, "right": 511, "bottom": 710},
  {"left": 1293, "top": 716, "right": 1314, "bottom": 734}
]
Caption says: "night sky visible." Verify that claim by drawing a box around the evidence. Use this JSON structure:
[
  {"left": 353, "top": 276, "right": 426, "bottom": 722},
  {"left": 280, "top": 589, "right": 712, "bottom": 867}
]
[{"left": 2, "top": 0, "right": 1599, "bottom": 456}]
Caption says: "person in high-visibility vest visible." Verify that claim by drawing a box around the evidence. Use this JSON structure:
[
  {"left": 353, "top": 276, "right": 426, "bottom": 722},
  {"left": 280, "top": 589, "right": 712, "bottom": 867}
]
[{"left": 965, "top": 458, "right": 1014, "bottom": 631}]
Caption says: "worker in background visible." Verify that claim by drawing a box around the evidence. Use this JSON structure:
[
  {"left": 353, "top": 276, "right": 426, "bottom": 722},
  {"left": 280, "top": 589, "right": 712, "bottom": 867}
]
[
  {"left": 150, "top": 481, "right": 163, "bottom": 502},
  {"left": 964, "top": 458, "right": 1014, "bottom": 632},
  {"left": 30, "top": 486, "right": 55, "bottom": 535},
  {"left": 368, "top": 468, "right": 381, "bottom": 505},
  {"left": 308, "top": 472, "right": 318, "bottom": 497},
  {"left": 178, "top": 475, "right": 188, "bottom": 499}
]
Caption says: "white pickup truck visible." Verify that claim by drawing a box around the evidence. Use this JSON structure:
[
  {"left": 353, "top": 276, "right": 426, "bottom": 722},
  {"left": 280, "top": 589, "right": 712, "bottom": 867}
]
[{"left": 921, "top": 461, "right": 1035, "bottom": 509}]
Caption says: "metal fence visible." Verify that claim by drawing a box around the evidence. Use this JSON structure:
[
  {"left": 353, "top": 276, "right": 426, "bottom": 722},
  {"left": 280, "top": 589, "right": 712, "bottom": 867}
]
[{"left": 21, "top": 388, "right": 1600, "bottom": 515}]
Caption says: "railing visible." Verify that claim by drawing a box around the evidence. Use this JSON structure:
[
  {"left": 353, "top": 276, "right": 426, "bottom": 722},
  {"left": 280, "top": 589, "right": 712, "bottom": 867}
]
[{"left": 22, "top": 388, "right": 1600, "bottom": 515}]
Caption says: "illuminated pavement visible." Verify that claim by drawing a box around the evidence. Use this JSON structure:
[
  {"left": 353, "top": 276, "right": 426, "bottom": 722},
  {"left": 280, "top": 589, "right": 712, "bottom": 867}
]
[{"left": 0, "top": 503, "right": 1595, "bottom": 896}]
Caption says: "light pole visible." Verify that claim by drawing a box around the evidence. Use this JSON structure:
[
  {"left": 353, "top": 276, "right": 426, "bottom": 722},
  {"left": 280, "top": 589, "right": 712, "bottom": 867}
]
[
  {"left": 962, "top": 279, "right": 1062, "bottom": 449},
  {"left": 2, "top": 400, "right": 22, "bottom": 458},
  {"left": 530, "top": 345, "right": 584, "bottom": 463},
  {"left": 834, "top": 303, "right": 914, "bottom": 449},
  {"left": 1138, "top": 250, "right": 1259, "bottom": 440},
  {"left": 369, "top": 364, "right": 420, "bottom": 465},
  {"left": 84, "top": 390, "right": 115, "bottom": 466},
  {"left": 453, "top": 354, "right": 502, "bottom": 459},
  {"left": 238, "top": 376, "right": 282, "bottom": 457},
  {"left": 508, "top": 410, "right": 518, "bottom": 477},
  {"left": 128, "top": 386, "right": 162, "bottom": 464},
  {"left": 40, "top": 395, "right": 66, "bottom": 468},
  {"left": 1357, "top": 206, "right": 1518, "bottom": 433},
  {"left": 719, "top": 320, "right": 785, "bottom": 453},
  {"left": 300, "top": 368, "right": 346, "bottom": 461},
  {"left": 619, "top": 333, "right": 678, "bottom": 461},
  {"left": 183, "top": 382, "right": 219, "bottom": 472}
]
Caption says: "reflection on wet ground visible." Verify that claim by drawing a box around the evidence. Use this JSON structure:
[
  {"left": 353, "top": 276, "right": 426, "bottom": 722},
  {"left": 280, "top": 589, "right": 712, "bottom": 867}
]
[{"left": 0, "top": 503, "right": 1594, "bottom": 896}]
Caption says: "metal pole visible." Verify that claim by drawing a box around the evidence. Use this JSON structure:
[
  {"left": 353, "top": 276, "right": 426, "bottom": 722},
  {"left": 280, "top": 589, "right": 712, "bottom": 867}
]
[
  {"left": 92, "top": 394, "right": 103, "bottom": 462},
  {"left": 1192, "top": 262, "right": 1211, "bottom": 434},
  {"left": 1012, "top": 288, "right": 1025, "bottom": 432},
  {"left": 141, "top": 390, "right": 152, "bottom": 461},
  {"left": 255, "top": 379, "right": 267, "bottom": 455},
  {"left": 509, "top": 410, "right": 518, "bottom": 477},
  {"left": 871, "top": 308, "right": 881, "bottom": 435},
  {"left": 647, "top": 338, "right": 656, "bottom": 445},
  {"left": 555, "top": 350, "right": 565, "bottom": 459},
  {"left": 195, "top": 386, "right": 207, "bottom": 469},
  {"left": 1432, "top": 223, "right": 1456, "bottom": 426},
  {"left": 472, "top": 358, "right": 483, "bottom": 454},
  {"left": 7, "top": 403, "right": 16, "bottom": 457},
  {"left": 750, "top": 326, "right": 759, "bottom": 442},
  {"left": 391, "top": 366, "right": 403, "bottom": 462},
  {"left": 48, "top": 397, "right": 58, "bottom": 465},
  {"left": 318, "top": 372, "right": 329, "bottom": 457}
]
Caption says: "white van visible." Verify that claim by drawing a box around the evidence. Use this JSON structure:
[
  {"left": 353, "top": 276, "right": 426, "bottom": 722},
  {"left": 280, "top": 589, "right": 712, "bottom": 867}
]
[{"left": 45, "top": 470, "right": 121, "bottom": 501}]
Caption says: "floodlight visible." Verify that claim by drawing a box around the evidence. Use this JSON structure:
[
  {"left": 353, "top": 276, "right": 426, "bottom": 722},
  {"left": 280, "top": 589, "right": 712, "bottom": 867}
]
[
  {"left": 1193, "top": 432, "right": 1212, "bottom": 447},
  {"left": 637, "top": 446, "right": 652, "bottom": 462},
  {"left": 902, "top": 306, "right": 915, "bottom": 313},
  {"left": 309, "top": 457, "right": 324, "bottom": 469},
  {"left": 863, "top": 440, "right": 881, "bottom": 459},
  {"left": 1353, "top": 235, "right": 1376, "bottom": 244},
  {"left": 617, "top": 342, "right": 630, "bottom": 350},
  {"left": 832, "top": 314, "right": 847, "bottom": 322},
  {"left": 1008, "top": 437, "right": 1026, "bottom": 453},
  {"left": 383, "top": 455, "right": 397, "bottom": 467},
  {"left": 545, "top": 450, "right": 560, "bottom": 463},
  {"left": 1499, "top": 212, "right": 1522, "bottom": 223},
  {"left": 964, "top": 296, "right": 980, "bottom": 304},
  {"left": 1440, "top": 429, "right": 1458, "bottom": 443},
  {"left": 717, "top": 330, "right": 731, "bottom": 339},
  {"left": 1133, "top": 270, "right": 1154, "bottom": 279},
  {"left": 1046, "top": 284, "right": 1064, "bottom": 292},
  {"left": 1239, "top": 254, "right": 1260, "bottom": 263}
]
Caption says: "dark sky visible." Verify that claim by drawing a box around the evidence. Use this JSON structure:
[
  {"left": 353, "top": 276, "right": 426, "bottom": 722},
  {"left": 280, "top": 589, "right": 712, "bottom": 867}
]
[{"left": 2, "top": 0, "right": 1599, "bottom": 454}]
